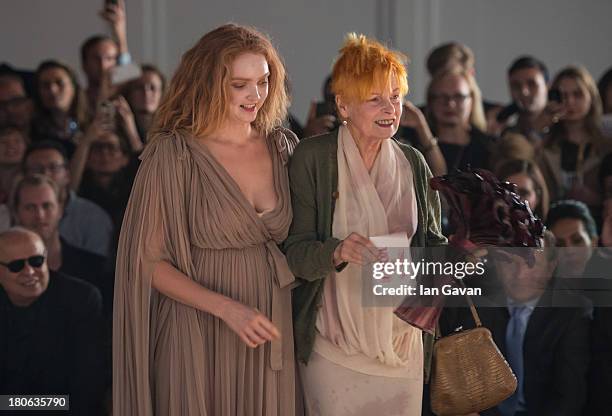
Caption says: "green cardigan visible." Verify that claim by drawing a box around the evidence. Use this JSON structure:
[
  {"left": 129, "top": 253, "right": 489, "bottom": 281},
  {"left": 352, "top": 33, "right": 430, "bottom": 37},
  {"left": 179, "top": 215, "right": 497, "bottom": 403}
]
[{"left": 284, "top": 129, "right": 447, "bottom": 366}]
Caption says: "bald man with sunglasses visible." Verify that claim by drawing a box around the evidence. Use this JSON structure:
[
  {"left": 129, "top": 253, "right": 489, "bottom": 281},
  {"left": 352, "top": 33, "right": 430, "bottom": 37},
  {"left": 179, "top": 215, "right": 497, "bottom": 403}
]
[{"left": 0, "top": 227, "right": 107, "bottom": 415}]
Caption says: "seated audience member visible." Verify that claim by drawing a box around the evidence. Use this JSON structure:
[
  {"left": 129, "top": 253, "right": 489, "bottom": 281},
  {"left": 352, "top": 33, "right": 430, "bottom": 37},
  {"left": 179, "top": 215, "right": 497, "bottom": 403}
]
[
  {"left": 496, "top": 159, "right": 550, "bottom": 220},
  {"left": 23, "top": 141, "right": 113, "bottom": 256},
  {"left": 440, "top": 231, "right": 591, "bottom": 416},
  {"left": 546, "top": 200, "right": 598, "bottom": 278},
  {"left": 31, "top": 61, "right": 88, "bottom": 158},
  {"left": 10, "top": 175, "right": 112, "bottom": 314},
  {"left": 0, "top": 227, "right": 106, "bottom": 415},
  {"left": 583, "top": 187, "right": 612, "bottom": 413},
  {"left": 71, "top": 122, "right": 137, "bottom": 235},
  {"left": 302, "top": 74, "right": 338, "bottom": 137},
  {"left": 492, "top": 132, "right": 536, "bottom": 166},
  {"left": 494, "top": 56, "right": 563, "bottom": 146},
  {"left": 537, "top": 66, "right": 611, "bottom": 211},
  {"left": 0, "top": 126, "right": 27, "bottom": 204},
  {"left": 81, "top": 0, "right": 131, "bottom": 112},
  {"left": 0, "top": 71, "right": 33, "bottom": 132},
  {"left": 422, "top": 68, "right": 496, "bottom": 171},
  {"left": 122, "top": 64, "right": 165, "bottom": 140},
  {"left": 425, "top": 42, "right": 500, "bottom": 113},
  {"left": 587, "top": 306, "right": 612, "bottom": 414}
]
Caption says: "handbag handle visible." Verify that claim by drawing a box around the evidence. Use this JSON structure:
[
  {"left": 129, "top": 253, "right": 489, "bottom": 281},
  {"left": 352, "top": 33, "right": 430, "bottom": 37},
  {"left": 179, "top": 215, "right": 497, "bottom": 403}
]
[
  {"left": 457, "top": 278, "right": 482, "bottom": 327},
  {"left": 434, "top": 278, "right": 483, "bottom": 340}
]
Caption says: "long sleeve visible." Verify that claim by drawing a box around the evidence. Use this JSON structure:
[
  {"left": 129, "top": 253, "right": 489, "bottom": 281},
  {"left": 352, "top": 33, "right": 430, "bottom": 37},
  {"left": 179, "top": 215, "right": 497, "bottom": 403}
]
[
  {"left": 112, "top": 132, "right": 207, "bottom": 416},
  {"left": 283, "top": 140, "right": 342, "bottom": 281},
  {"left": 69, "top": 283, "right": 106, "bottom": 415}
]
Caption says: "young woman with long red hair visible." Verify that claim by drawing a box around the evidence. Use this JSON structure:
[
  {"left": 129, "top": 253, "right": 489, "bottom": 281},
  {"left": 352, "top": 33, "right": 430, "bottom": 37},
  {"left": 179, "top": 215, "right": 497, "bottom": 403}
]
[{"left": 113, "top": 24, "right": 298, "bottom": 415}]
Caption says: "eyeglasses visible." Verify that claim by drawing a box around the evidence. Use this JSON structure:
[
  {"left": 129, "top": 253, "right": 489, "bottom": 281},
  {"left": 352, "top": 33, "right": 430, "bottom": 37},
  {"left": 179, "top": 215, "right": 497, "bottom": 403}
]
[
  {"left": 431, "top": 93, "right": 471, "bottom": 105},
  {"left": 0, "top": 255, "right": 46, "bottom": 273},
  {"left": 26, "top": 163, "right": 66, "bottom": 175}
]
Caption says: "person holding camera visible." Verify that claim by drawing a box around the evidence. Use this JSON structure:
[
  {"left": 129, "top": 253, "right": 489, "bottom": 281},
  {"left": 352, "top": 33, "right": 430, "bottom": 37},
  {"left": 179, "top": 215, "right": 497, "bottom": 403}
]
[
  {"left": 537, "top": 66, "right": 612, "bottom": 211},
  {"left": 80, "top": 0, "right": 132, "bottom": 113}
]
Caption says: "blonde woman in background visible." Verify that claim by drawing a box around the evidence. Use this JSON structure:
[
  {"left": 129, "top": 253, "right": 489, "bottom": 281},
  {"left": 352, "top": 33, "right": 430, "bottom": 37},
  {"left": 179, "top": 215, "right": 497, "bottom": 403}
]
[
  {"left": 538, "top": 66, "right": 611, "bottom": 210},
  {"left": 424, "top": 68, "right": 497, "bottom": 172}
]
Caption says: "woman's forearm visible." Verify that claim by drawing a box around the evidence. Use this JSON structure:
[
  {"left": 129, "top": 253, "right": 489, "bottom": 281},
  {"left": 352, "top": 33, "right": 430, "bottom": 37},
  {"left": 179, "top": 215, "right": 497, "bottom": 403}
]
[
  {"left": 69, "top": 138, "right": 90, "bottom": 191},
  {"left": 151, "top": 260, "right": 231, "bottom": 318},
  {"left": 416, "top": 127, "right": 447, "bottom": 177}
]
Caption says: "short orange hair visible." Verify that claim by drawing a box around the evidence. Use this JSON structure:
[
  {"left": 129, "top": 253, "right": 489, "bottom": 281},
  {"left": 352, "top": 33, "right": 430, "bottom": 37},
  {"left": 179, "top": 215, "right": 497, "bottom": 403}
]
[
  {"left": 152, "top": 24, "right": 289, "bottom": 139},
  {"left": 331, "top": 33, "right": 409, "bottom": 104}
]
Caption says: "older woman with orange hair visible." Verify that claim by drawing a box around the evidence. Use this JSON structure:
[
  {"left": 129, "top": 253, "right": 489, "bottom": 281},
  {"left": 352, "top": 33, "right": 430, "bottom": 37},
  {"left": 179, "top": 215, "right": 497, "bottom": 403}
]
[
  {"left": 285, "top": 34, "right": 446, "bottom": 415},
  {"left": 113, "top": 24, "right": 298, "bottom": 415}
]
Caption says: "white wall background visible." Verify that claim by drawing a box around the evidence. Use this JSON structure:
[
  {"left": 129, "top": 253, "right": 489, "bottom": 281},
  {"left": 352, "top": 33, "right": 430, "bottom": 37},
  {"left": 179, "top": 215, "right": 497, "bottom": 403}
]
[{"left": 2, "top": 0, "right": 611, "bottom": 125}]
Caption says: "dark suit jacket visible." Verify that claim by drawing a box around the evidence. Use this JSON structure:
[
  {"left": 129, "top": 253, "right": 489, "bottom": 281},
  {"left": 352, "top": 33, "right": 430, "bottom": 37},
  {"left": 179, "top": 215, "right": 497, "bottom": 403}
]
[
  {"left": 439, "top": 290, "right": 591, "bottom": 416},
  {"left": 586, "top": 307, "right": 612, "bottom": 414},
  {"left": 0, "top": 271, "right": 107, "bottom": 415}
]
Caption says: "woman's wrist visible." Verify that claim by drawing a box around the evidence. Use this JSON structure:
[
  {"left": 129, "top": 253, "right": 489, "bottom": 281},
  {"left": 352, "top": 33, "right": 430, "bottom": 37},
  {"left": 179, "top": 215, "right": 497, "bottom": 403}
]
[{"left": 421, "top": 136, "right": 439, "bottom": 152}]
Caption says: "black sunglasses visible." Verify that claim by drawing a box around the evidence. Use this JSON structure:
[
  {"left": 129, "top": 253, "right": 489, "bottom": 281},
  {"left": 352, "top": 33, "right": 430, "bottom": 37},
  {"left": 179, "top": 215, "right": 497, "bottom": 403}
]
[{"left": 0, "top": 255, "right": 46, "bottom": 273}]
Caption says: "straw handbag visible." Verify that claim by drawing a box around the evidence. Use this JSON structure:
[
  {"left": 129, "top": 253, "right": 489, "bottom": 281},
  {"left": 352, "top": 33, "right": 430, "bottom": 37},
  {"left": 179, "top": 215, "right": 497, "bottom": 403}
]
[{"left": 430, "top": 291, "right": 518, "bottom": 416}]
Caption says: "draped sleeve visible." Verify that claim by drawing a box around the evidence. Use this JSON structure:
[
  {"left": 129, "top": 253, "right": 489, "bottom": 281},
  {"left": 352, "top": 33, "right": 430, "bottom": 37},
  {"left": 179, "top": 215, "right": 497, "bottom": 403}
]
[{"left": 112, "top": 131, "right": 208, "bottom": 415}]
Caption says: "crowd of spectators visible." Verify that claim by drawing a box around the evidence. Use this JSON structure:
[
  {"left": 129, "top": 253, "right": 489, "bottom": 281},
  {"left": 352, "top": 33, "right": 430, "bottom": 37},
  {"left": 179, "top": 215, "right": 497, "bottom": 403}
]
[{"left": 1, "top": 2, "right": 611, "bottom": 414}]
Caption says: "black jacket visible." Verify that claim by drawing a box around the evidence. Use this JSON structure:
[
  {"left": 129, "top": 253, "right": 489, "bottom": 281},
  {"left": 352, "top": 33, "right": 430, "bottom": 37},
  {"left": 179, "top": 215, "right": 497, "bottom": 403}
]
[{"left": 0, "top": 271, "right": 107, "bottom": 415}]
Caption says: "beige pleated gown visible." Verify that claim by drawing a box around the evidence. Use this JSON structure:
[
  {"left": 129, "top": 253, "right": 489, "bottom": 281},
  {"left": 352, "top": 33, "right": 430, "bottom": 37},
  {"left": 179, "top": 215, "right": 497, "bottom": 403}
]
[{"left": 113, "top": 128, "right": 297, "bottom": 416}]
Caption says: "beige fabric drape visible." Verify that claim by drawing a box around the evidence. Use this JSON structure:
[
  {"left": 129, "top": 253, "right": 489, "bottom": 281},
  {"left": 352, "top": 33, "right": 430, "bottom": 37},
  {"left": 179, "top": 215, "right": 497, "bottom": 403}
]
[
  {"left": 302, "top": 126, "right": 424, "bottom": 415},
  {"left": 314, "top": 125, "right": 422, "bottom": 376},
  {"left": 113, "top": 128, "right": 297, "bottom": 416}
]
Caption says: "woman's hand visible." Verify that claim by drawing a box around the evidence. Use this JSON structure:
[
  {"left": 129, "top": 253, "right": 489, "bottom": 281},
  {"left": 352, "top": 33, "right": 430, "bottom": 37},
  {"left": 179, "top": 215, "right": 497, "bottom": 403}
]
[
  {"left": 333, "top": 232, "right": 386, "bottom": 266},
  {"left": 400, "top": 101, "right": 428, "bottom": 131},
  {"left": 219, "top": 299, "right": 280, "bottom": 348},
  {"left": 113, "top": 96, "right": 144, "bottom": 152},
  {"left": 533, "top": 100, "right": 566, "bottom": 132},
  {"left": 81, "top": 114, "right": 108, "bottom": 145},
  {"left": 99, "top": 0, "right": 128, "bottom": 53}
]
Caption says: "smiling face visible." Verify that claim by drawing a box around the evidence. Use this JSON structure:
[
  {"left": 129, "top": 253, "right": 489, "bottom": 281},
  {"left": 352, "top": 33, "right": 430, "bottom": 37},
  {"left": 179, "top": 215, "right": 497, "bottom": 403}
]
[
  {"left": 0, "top": 129, "right": 27, "bottom": 165},
  {"left": 336, "top": 76, "right": 402, "bottom": 142},
  {"left": 0, "top": 230, "right": 49, "bottom": 307},
  {"left": 225, "top": 52, "right": 270, "bottom": 126}
]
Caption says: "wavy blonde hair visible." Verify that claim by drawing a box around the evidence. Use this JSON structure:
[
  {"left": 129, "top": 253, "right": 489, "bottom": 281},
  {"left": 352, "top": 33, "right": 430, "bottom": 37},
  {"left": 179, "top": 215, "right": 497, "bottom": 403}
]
[
  {"left": 331, "top": 33, "right": 409, "bottom": 105},
  {"left": 151, "top": 24, "right": 289, "bottom": 139},
  {"left": 426, "top": 67, "right": 487, "bottom": 132},
  {"left": 547, "top": 65, "right": 604, "bottom": 148}
]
